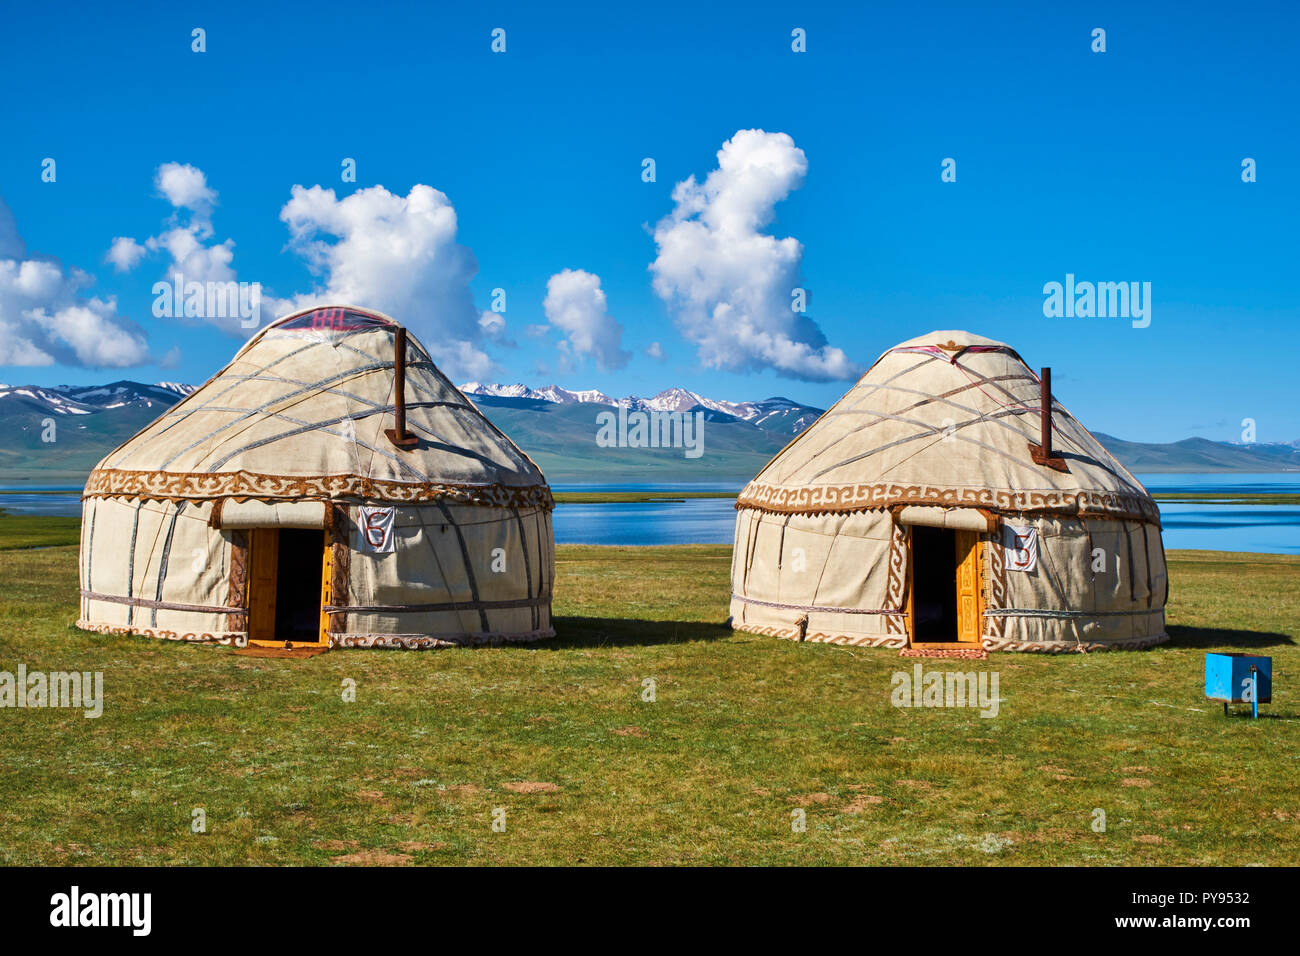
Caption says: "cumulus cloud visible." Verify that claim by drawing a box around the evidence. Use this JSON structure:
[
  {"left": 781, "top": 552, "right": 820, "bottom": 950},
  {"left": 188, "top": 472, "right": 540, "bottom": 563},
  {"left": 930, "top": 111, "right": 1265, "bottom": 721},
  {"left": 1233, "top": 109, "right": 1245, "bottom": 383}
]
[
  {"left": 645, "top": 341, "right": 665, "bottom": 361},
  {"left": 0, "top": 195, "right": 150, "bottom": 368},
  {"left": 155, "top": 162, "right": 217, "bottom": 219},
  {"left": 106, "top": 162, "right": 253, "bottom": 335},
  {"left": 106, "top": 236, "right": 147, "bottom": 272},
  {"left": 542, "top": 268, "right": 630, "bottom": 372},
  {"left": 271, "top": 183, "right": 500, "bottom": 379},
  {"left": 649, "top": 129, "right": 859, "bottom": 381}
]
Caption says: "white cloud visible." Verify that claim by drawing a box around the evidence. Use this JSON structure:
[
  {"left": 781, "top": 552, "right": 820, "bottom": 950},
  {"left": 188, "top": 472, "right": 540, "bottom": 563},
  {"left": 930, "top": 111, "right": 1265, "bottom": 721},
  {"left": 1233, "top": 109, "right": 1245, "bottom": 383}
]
[
  {"left": 106, "top": 236, "right": 148, "bottom": 272},
  {"left": 542, "top": 268, "right": 630, "bottom": 372},
  {"left": 155, "top": 162, "right": 216, "bottom": 219},
  {"left": 649, "top": 129, "right": 859, "bottom": 381},
  {"left": 104, "top": 163, "right": 253, "bottom": 335},
  {"left": 272, "top": 183, "right": 499, "bottom": 379},
  {"left": 645, "top": 341, "right": 665, "bottom": 361},
  {"left": 0, "top": 196, "right": 150, "bottom": 368}
]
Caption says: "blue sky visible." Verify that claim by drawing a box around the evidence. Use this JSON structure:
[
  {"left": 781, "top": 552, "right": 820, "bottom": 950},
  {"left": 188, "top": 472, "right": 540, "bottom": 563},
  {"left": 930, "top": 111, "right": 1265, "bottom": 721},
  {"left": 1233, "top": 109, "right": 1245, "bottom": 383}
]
[{"left": 1, "top": 0, "right": 1297, "bottom": 442}]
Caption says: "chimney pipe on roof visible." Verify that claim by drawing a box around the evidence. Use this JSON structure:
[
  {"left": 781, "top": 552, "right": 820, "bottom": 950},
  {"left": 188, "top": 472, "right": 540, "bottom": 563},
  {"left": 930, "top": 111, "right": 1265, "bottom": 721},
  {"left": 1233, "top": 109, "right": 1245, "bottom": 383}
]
[
  {"left": 1040, "top": 366, "right": 1052, "bottom": 459},
  {"left": 1028, "top": 365, "right": 1068, "bottom": 472},
  {"left": 385, "top": 326, "right": 418, "bottom": 450}
]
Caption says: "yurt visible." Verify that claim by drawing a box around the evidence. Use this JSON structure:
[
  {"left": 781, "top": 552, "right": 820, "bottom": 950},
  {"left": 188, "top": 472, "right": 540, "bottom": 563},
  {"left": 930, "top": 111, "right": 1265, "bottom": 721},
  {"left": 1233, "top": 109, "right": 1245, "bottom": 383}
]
[
  {"left": 77, "top": 305, "right": 554, "bottom": 650},
  {"left": 730, "top": 331, "right": 1166, "bottom": 654}
]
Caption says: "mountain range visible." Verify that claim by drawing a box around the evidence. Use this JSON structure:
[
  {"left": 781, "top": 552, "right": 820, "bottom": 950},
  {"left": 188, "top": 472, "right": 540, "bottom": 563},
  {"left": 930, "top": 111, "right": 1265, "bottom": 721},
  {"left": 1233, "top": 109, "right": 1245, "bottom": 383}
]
[{"left": 0, "top": 380, "right": 1296, "bottom": 484}]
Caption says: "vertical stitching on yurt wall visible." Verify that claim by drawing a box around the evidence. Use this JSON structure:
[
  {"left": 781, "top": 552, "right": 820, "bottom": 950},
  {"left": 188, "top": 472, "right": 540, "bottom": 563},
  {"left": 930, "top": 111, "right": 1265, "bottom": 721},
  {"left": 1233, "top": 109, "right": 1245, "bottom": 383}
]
[
  {"left": 1123, "top": 520, "right": 1137, "bottom": 617},
  {"left": 151, "top": 503, "right": 185, "bottom": 627},
  {"left": 83, "top": 499, "right": 98, "bottom": 619},
  {"left": 743, "top": 513, "right": 762, "bottom": 592},
  {"left": 807, "top": 514, "right": 845, "bottom": 614},
  {"left": 511, "top": 507, "right": 537, "bottom": 631},
  {"left": 1140, "top": 523, "right": 1153, "bottom": 610},
  {"left": 125, "top": 508, "right": 141, "bottom": 626},
  {"left": 1034, "top": 525, "right": 1074, "bottom": 644},
  {"left": 531, "top": 507, "right": 548, "bottom": 604},
  {"left": 435, "top": 501, "right": 491, "bottom": 632}
]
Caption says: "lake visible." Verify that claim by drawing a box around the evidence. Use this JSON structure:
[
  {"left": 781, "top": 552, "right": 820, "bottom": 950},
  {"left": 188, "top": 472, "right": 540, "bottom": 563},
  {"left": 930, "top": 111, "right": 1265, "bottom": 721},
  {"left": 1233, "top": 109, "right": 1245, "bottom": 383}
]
[{"left": 1, "top": 474, "right": 1296, "bottom": 554}]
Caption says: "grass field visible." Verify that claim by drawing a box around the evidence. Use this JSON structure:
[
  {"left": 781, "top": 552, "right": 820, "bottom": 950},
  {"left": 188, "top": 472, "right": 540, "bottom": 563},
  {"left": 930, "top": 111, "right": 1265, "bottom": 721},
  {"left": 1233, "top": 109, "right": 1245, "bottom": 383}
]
[{"left": 0, "top": 532, "right": 1296, "bottom": 866}]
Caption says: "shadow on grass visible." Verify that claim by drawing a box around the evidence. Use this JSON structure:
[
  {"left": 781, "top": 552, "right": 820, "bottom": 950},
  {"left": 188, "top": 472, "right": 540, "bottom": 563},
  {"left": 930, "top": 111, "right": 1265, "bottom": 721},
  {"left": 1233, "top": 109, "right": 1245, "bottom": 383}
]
[
  {"left": 546, "top": 615, "right": 734, "bottom": 649},
  {"left": 1165, "top": 625, "right": 1296, "bottom": 650}
]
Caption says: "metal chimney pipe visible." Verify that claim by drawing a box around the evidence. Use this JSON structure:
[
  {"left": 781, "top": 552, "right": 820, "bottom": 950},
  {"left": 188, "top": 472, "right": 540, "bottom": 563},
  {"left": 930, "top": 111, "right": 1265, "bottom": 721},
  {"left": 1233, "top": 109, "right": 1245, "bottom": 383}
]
[
  {"left": 385, "top": 326, "right": 418, "bottom": 450},
  {"left": 393, "top": 326, "right": 408, "bottom": 439},
  {"left": 1040, "top": 366, "right": 1052, "bottom": 459}
]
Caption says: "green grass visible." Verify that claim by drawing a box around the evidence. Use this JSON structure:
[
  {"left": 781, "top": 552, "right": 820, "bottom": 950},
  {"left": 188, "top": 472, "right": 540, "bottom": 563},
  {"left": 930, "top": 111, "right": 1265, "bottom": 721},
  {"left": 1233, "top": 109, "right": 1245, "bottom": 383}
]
[
  {"left": 0, "top": 540, "right": 1296, "bottom": 866},
  {"left": 0, "top": 511, "right": 81, "bottom": 550}
]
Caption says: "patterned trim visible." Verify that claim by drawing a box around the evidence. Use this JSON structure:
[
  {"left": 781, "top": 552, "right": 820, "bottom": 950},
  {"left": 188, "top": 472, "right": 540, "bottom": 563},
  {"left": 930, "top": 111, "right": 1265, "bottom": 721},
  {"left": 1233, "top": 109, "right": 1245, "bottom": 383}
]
[
  {"left": 981, "top": 632, "right": 1169, "bottom": 653},
  {"left": 732, "top": 619, "right": 907, "bottom": 649},
  {"left": 76, "top": 620, "right": 248, "bottom": 647},
  {"left": 732, "top": 619, "right": 1169, "bottom": 653},
  {"left": 984, "top": 537, "right": 1005, "bottom": 640},
  {"left": 329, "top": 627, "right": 555, "bottom": 650},
  {"left": 226, "top": 531, "right": 249, "bottom": 633},
  {"left": 736, "top": 482, "right": 1159, "bottom": 525},
  {"left": 84, "top": 468, "right": 555, "bottom": 511},
  {"left": 329, "top": 507, "right": 350, "bottom": 635},
  {"left": 885, "top": 520, "right": 908, "bottom": 635}
]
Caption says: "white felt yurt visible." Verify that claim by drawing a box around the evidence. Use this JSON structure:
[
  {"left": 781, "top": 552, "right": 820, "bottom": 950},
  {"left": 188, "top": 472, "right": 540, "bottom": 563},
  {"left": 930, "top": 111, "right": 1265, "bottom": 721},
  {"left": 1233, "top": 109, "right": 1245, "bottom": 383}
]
[
  {"left": 78, "top": 305, "right": 554, "bottom": 650},
  {"left": 729, "top": 331, "right": 1167, "bottom": 654}
]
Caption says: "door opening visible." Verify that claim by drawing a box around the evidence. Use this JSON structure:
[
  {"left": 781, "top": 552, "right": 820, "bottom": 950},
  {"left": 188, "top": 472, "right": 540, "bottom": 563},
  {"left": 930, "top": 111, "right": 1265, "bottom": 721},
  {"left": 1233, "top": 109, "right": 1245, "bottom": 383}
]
[
  {"left": 911, "top": 527, "right": 959, "bottom": 642},
  {"left": 907, "top": 526, "right": 983, "bottom": 647},
  {"left": 248, "top": 527, "right": 328, "bottom": 646}
]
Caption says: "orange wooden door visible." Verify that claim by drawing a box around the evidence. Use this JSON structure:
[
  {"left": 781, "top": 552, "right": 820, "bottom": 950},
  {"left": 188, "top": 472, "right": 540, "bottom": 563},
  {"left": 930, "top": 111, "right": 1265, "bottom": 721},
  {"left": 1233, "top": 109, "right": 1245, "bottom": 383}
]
[
  {"left": 248, "top": 528, "right": 279, "bottom": 644},
  {"left": 954, "top": 531, "right": 983, "bottom": 644}
]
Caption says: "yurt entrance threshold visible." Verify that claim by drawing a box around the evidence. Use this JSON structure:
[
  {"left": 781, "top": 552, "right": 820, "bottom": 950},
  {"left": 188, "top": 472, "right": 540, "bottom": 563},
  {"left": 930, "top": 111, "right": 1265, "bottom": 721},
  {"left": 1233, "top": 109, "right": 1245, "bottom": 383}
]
[
  {"left": 217, "top": 500, "right": 332, "bottom": 649},
  {"left": 902, "top": 515, "right": 987, "bottom": 649}
]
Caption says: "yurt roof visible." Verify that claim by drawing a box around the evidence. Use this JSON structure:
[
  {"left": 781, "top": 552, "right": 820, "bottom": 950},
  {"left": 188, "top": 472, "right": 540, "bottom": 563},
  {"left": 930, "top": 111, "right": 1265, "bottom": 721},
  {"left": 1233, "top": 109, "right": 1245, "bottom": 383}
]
[
  {"left": 84, "top": 305, "right": 550, "bottom": 509},
  {"left": 738, "top": 330, "right": 1158, "bottom": 524}
]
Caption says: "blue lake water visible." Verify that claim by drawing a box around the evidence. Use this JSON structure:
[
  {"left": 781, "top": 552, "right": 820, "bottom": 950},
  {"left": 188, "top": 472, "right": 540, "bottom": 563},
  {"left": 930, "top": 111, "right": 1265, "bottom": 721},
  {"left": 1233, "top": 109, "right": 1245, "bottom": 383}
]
[{"left": 1, "top": 474, "right": 1296, "bottom": 554}]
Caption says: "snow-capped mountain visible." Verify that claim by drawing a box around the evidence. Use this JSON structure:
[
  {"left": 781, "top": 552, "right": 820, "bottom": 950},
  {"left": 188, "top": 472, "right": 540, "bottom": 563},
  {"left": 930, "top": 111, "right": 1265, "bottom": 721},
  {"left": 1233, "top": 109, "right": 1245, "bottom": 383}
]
[
  {"left": 460, "top": 382, "right": 617, "bottom": 406},
  {"left": 459, "top": 382, "right": 825, "bottom": 434},
  {"left": 0, "top": 381, "right": 197, "bottom": 416}
]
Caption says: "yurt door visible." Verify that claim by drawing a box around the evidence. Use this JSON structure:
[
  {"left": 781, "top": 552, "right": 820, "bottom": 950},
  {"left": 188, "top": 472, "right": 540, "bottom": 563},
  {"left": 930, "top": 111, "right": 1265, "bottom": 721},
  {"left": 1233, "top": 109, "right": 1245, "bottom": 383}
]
[
  {"left": 247, "top": 528, "right": 330, "bottom": 647},
  {"left": 907, "top": 527, "right": 984, "bottom": 647}
]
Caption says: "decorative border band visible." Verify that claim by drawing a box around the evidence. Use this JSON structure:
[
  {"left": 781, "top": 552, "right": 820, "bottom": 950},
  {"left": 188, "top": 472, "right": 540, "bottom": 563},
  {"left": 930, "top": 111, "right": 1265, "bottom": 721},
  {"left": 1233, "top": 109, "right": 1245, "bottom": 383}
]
[
  {"left": 329, "top": 628, "right": 555, "bottom": 650},
  {"left": 83, "top": 468, "right": 554, "bottom": 511},
  {"left": 731, "top": 619, "right": 1169, "bottom": 653},
  {"left": 76, "top": 620, "right": 248, "bottom": 647},
  {"left": 736, "top": 480, "right": 1159, "bottom": 524}
]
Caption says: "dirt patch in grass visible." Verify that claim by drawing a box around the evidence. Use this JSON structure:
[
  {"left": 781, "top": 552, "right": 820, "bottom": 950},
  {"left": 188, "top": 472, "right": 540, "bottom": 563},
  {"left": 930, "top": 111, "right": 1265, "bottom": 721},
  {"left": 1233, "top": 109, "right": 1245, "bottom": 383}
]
[
  {"left": 503, "top": 781, "right": 561, "bottom": 794},
  {"left": 843, "top": 794, "right": 886, "bottom": 813},
  {"left": 314, "top": 839, "right": 360, "bottom": 851},
  {"left": 330, "top": 849, "right": 414, "bottom": 866}
]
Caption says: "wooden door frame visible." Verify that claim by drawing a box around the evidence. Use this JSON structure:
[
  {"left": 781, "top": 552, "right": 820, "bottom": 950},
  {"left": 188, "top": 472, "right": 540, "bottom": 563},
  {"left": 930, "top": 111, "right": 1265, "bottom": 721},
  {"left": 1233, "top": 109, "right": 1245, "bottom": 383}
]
[
  {"left": 905, "top": 527, "right": 986, "bottom": 649},
  {"left": 246, "top": 526, "right": 332, "bottom": 648}
]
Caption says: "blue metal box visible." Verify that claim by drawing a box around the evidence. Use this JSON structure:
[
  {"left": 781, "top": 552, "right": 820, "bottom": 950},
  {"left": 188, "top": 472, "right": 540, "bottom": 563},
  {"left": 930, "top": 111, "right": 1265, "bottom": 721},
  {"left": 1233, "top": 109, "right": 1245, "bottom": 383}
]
[{"left": 1205, "top": 653, "right": 1272, "bottom": 704}]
